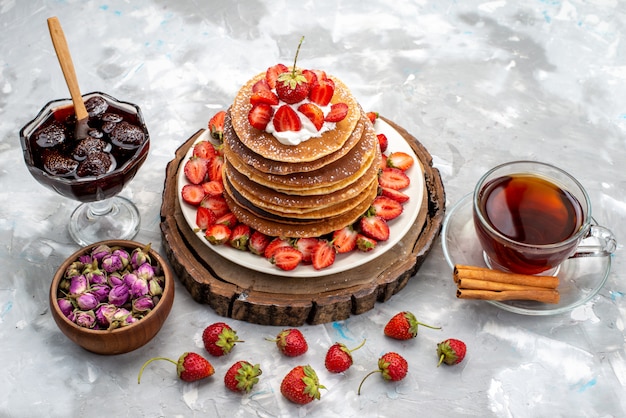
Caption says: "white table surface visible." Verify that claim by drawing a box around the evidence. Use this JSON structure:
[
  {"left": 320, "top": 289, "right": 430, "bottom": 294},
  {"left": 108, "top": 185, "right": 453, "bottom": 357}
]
[{"left": 1, "top": 0, "right": 624, "bottom": 417}]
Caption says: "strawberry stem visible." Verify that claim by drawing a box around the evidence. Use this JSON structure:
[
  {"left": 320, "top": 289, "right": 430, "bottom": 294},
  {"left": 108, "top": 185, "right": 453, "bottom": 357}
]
[
  {"left": 437, "top": 354, "right": 446, "bottom": 367},
  {"left": 137, "top": 357, "right": 177, "bottom": 384},
  {"left": 350, "top": 338, "right": 366, "bottom": 353},
  {"left": 357, "top": 370, "right": 381, "bottom": 395},
  {"left": 291, "top": 36, "right": 305, "bottom": 75},
  {"left": 418, "top": 321, "right": 442, "bottom": 330}
]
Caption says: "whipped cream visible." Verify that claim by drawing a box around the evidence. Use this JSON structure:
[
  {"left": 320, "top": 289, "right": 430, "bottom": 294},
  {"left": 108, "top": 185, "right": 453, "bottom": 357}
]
[{"left": 264, "top": 99, "right": 337, "bottom": 146}]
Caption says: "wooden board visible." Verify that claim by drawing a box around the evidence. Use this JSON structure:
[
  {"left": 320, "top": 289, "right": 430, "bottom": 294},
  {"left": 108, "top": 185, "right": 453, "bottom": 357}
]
[{"left": 160, "top": 117, "right": 446, "bottom": 326}]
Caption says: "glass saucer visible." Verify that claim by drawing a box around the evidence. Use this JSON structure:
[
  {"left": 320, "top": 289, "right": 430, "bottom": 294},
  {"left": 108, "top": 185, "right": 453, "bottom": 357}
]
[{"left": 441, "top": 193, "right": 612, "bottom": 315}]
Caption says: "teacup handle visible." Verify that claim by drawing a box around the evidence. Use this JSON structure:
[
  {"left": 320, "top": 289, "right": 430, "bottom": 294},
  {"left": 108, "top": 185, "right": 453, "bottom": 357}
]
[{"left": 570, "top": 225, "right": 617, "bottom": 258}]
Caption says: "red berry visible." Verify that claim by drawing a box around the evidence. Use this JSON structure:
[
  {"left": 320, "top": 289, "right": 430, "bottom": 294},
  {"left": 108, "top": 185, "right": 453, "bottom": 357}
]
[
  {"left": 380, "top": 186, "right": 410, "bottom": 203},
  {"left": 437, "top": 338, "right": 467, "bottom": 366},
  {"left": 193, "top": 140, "right": 217, "bottom": 160},
  {"left": 137, "top": 352, "right": 214, "bottom": 383},
  {"left": 183, "top": 156, "right": 208, "bottom": 185},
  {"left": 276, "top": 70, "right": 310, "bottom": 104},
  {"left": 358, "top": 214, "right": 390, "bottom": 242},
  {"left": 224, "top": 360, "right": 262, "bottom": 393},
  {"left": 311, "top": 239, "right": 336, "bottom": 270},
  {"left": 263, "top": 237, "right": 291, "bottom": 259},
  {"left": 248, "top": 230, "right": 271, "bottom": 255},
  {"left": 294, "top": 237, "right": 319, "bottom": 263},
  {"left": 248, "top": 103, "right": 274, "bottom": 130},
  {"left": 324, "top": 102, "right": 348, "bottom": 123},
  {"left": 202, "top": 322, "right": 242, "bottom": 357},
  {"left": 208, "top": 111, "right": 226, "bottom": 141},
  {"left": 356, "top": 234, "right": 377, "bottom": 252},
  {"left": 308, "top": 77, "right": 335, "bottom": 106},
  {"left": 383, "top": 311, "right": 441, "bottom": 340},
  {"left": 366, "top": 111, "right": 379, "bottom": 124},
  {"left": 201, "top": 180, "right": 224, "bottom": 197},
  {"left": 205, "top": 223, "right": 231, "bottom": 245},
  {"left": 268, "top": 328, "right": 308, "bottom": 357},
  {"left": 379, "top": 167, "right": 410, "bottom": 190},
  {"left": 215, "top": 211, "right": 238, "bottom": 228},
  {"left": 298, "top": 102, "right": 324, "bottom": 131},
  {"left": 325, "top": 339, "right": 366, "bottom": 373},
  {"left": 386, "top": 151, "right": 414, "bottom": 171},
  {"left": 370, "top": 195, "right": 403, "bottom": 221},
  {"left": 229, "top": 224, "right": 251, "bottom": 251},
  {"left": 265, "top": 63, "right": 289, "bottom": 89},
  {"left": 376, "top": 133, "right": 388, "bottom": 153},
  {"left": 271, "top": 246, "right": 303, "bottom": 271},
  {"left": 357, "top": 352, "right": 408, "bottom": 395},
  {"left": 273, "top": 105, "right": 302, "bottom": 132},
  {"left": 207, "top": 155, "right": 224, "bottom": 183},
  {"left": 181, "top": 184, "right": 205, "bottom": 206},
  {"left": 195, "top": 206, "right": 216, "bottom": 230},
  {"left": 332, "top": 226, "right": 358, "bottom": 253},
  {"left": 280, "top": 365, "right": 325, "bottom": 405},
  {"left": 201, "top": 195, "right": 229, "bottom": 218}
]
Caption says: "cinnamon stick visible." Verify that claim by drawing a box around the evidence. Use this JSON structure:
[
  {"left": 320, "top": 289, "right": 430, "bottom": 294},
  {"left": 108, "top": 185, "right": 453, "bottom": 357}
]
[
  {"left": 457, "top": 278, "right": 549, "bottom": 292},
  {"left": 454, "top": 265, "right": 558, "bottom": 289},
  {"left": 457, "top": 288, "right": 560, "bottom": 304}
]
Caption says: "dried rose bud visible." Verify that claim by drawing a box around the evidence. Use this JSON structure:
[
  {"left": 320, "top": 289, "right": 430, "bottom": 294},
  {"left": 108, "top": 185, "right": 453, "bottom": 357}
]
[
  {"left": 108, "top": 272, "right": 124, "bottom": 287},
  {"left": 69, "top": 275, "right": 88, "bottom": 296},
  {"left": 76, "top": 292, "right": 99, "bottom": 310},
  {"left": 102, "top": 254, "right": 123, "bottom": 273},
  {"left": 85, "top": 268, "right": 107, "bottom": 285},
  {"left": 136, "top": 262, "right": 155, "bottom": 281},
  {"left": 78, "top": 254, "right": 93, "bottom": 265},
  {"left": 123, "top": 272, "right": 138, "bottom": 288},
  {"left": 112, "top": 248, "right": 131, "bottom": 269},
  {"left": 148, "top": 278, "right": 163, "bottom": 297},
  {"left": 132, "top": 295, "right": 154, "bottom": 314},
  {"left": 130, "top": 278, "right": 149, "bottom": 299},
  {"left": 131, "top": 244, "right": 151, "bottom": 270},
  {"left": 95, "top": 303, "right": 117, "bottom": 327},
  {"left": 91, "top": 244, "right": 112, "bottom": 261},
  {"left": 74, "top": 310, "right": 96, "bottom": 329},
  {"left": 90, "top": 283, "right": 111, "bottom": 302},
  {"left": 57, "top": 298, "right": 74, "bottom": 318},
  {"left": 109, "top": 307, "right": 133, "bottom": 330},
  {"left": 108, "top": 284, "right": 130, "bottom": 307},
  {"left": 65, "top": 261, "right": 84, "bottom": 279}
]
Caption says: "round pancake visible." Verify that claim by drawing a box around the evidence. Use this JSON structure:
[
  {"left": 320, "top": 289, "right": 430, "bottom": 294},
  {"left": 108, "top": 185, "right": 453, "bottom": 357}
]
[
  {"left": 223, "top": 110, "right": 367, "bottom": 175},
  {"left": 230, "top": 72, "right": 361, "bottom": 163}
]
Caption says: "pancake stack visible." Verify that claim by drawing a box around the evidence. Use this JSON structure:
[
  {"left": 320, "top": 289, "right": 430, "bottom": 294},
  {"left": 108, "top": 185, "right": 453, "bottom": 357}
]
[{"left": 222, "top": 72, "right": 381, "bottom": 238}]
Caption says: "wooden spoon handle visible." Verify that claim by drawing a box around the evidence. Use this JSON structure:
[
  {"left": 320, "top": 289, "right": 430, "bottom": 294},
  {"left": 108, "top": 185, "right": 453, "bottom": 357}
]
[{"left": 47, "top": 16, "right": 89, "bottom": 121}]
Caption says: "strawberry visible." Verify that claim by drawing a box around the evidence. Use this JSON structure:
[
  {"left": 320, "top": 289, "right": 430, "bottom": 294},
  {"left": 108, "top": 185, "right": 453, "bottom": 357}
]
[
  {"left": 250, "top": 89, "right": 280, "bottom": 106},
  {"left": 370, "top": 195, "right": 403, "bottom": 221},
  {"left": 263, "top": 237, "right": 291, "bottom": 259},
  {"left": 358, "top": 214, "right": 390, "bottom": 241},
  {"left": 302, "top": 69, "right": 318, "bottom": 85},
  {"left": 356, "top": 234, "right": 377, "bottom": 252},
  {"left": 229, "top": 224, "right": 251, "bottom": 250},
  {"left": 366, "top": 111, "right": 379, "bottom": 124},
  {"left": 379, "top": 153, "right": 388, "bottom": 170},
  {"left": 324, "top": 102, "right": 348, "bottom": 123},
  {"left": 207, "top": 155, "right": 224, "bottom": 183},
  {"left": 298, "top": 103, "right": 324, "bottom": 131},
  {"left": 193, "top": 140, "right": 217, "bottom": 160},
  {"left": 268, "top": 328, "right": 308, "bottom": 357},
  {"left": 215, "top": 211, "right": 239, "bottom": 227},
  {"left": 357, "top": 352, "right": 408, "bottom": 395},
  {"left": 224, "top": 360, "right": 262, "bottom": 393},
  {"left": 325, "top": 339, "right": 366, "bottom": 373},
  {"left": 311, "top": 239, "right": 336, "bottom": 270},
  {"left": 273, "top": 105, "right": 301, "bottom": 132},
  {"left": 332, "top": 226, "right": 358, "bottom": 253},
  {"left": 137, "top": 352, "right": 214, "bottom": 383},
  {"left": 265, "top": 63, "right": 289, "bottom": 89},
  {"left": 248, "top": 230, "right": 271, "bottom": 255},
  {"left": 195, "top": 206, "right": 216, "bottom": 230},
  {"left": 248, "top": 103, "right": 274, "bottom": 130},
  {"left": 386, "top": 151, "right": 414, "bottom": 171},
  {"left": 376, "top": 133, "right": 388, "bottom": 153},
  {"left": 202, "top": 180, "right": 224, "bottom": 197},
  {"left": 252, "top": 78, "right": 272, "bottom": 93},
  {"left": 208, "top": 110, "right": 226, "bottom": 141},
  {"left": 184, "top": 156, "right": 208, "bottom": 185},
  {"left": 202, "top": 322, "right": 242, "bottom": 357},
  {"left": 294, "top": 237, "right": 319, "bottom": 263},
  {"left": 205, "top": 223, "right": 231, "bottom": 245},
  {"left": 271, "top": 246, "right": 303, "bottom": 271},
  {"left": 280, "top": 365, "right": 325, "bottom": 405},
  {"left": 383, "top": 311, "right": 441, "bottom": 340},
  {"left": 437, "top": 338, "right": 467, "bottom": 367},
  {"left": 181, "top": 184, "right": 205, "bottom": 206},
  {"left": 275, "top": 67, "right": 309, "bottom": 104},
  {"left": 378, "top": 167, "right": 410, "bottom": 190},
  {"left": 308, "top": 77, "right": 335, "bottom": 106},
  {"left": 380, "top": 186, "right": 410, "bottom": 204},
  {"left": 201, "top": 195, "right": 230, "bottom": 218}
]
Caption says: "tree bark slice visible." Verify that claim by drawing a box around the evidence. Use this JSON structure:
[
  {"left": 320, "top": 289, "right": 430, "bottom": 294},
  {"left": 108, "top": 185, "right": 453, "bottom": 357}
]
[{"left": 160, "top": 117, "right": 446, "bottom": 326}]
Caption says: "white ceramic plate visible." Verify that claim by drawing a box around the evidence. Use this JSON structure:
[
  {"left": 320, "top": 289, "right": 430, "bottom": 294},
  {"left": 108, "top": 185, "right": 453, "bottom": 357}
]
[
  {"left": 177, "top": 119, "right": 425, "bottom": 277},
  {"left": 441, "top": 193, "right": 612, "bottom": 315}
]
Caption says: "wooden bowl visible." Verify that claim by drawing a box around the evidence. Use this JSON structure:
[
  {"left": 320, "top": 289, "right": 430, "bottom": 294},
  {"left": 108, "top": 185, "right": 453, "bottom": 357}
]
[{"left": 50, "top": 240, "right": 174, "bottom": 355}]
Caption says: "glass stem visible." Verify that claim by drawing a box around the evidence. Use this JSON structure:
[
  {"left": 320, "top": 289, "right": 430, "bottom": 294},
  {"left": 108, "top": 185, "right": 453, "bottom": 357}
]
[{"left": 88, "top": 199, "right": 114, "bottom": 217}]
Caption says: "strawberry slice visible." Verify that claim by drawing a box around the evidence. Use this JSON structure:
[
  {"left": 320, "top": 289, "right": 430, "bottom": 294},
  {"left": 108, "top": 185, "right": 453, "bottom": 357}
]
[
  {"left": 379, "top": 153, "right": 388, "bottom": 170},
  {"left": 302, "top": 69, "right": 318, "bottom": 85},
  {"left": 356, "top": 234, "right": 377, "bottom": 252},
  {"left": 366, "top": 111, "right": 379, "bottom": 124},
  {"left": 332, "top": 226, "right": 358, "bottom": 253},
  {"left": 201, "top": 195, "right": 230, "bottom": 218},
  {"left": 208, "top": 111, "right": 226, "bottom": 141},
  {"left": 193, "top": 141, "right": 217, "bottom": 160},
  {"left": 324, "top": 102, "right": 348, "bottom": 123},
  {"left": 215, "top": 212, "right": 238, "bottom": 227},
  {"left": 359, "top": 215, "right": 390, "bottom": 241},
  {"left": 205, "top": 224, "right": 231, "bottom": 245},
  {"left": 380, "top": 187, "right": 410, "bottom": 204},
  {"left": 297, "top": 103, "right": 324, "bottom": 131},
  {"left": 202, "top": 180, "right": 224, "bottom": 197},
  {"left": 264, "top": 237, "right": 292, "bottom": 259},
  {"left": 250, "top": 89, "right": 279, "bottom": 106},
  {"left": 184, "top": 156, "right": 208, "bottom": 185},
  {"left": 208, "top": 155, "right": 224, "bottom": 183},
  {"left": 273, "top": 105, "right": 302, "bottom": 132},
  {"left": 229, "top": 224, "right": 251, "bottom": 251},
  {"left": 248, "top": 103, "right": 274, "bottom": 130},
  {"left": 249, "top": 230, "right": 271, "bottom": 255},
  {"left": 265, "top": 63, "right": 289, "bottom": 89},
  {"left": 271, "top": 246, "right": 303, "bottom": 271},
  {"left": 195, "top": 206, "right": 216, "bottom": 230},
  {"left": 308, "top": 77, "right": 335, "bottom": 106},
  {"left": 181, "top": 184, "right": 205, "bottom": 206},
  {"left": 295, "top": 237, "right": 319, "bottom": 263},
  {"left": 386, "top": 151, "right": 414, "bottom": 171},
  {"left": 377, "top": 133, "right": 388, "bottom": 153},
  {"left": 371, "top": 196, "right": 404, "bottom": 221},
  {"left": 378, "top": 167, "right": 410, "bottom": 190},
  {"left": 252, "top": 78, "right": 272, "bottom": 93},
  {"left": 311, "top": 240, "right": 336, "bottom": 270}
]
